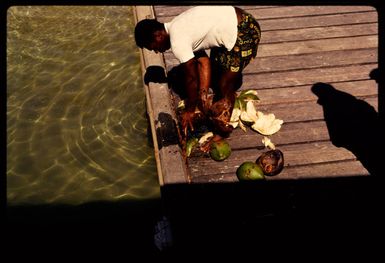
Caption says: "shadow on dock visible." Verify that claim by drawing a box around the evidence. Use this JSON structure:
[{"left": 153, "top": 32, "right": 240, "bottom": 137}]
[{"left": 311, "top": 79, "right": 381, "bottom": 176}]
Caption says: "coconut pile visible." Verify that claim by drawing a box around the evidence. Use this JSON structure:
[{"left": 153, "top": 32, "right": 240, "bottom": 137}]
[
  {"left": 188, "top": 89, "right": 283, "bottom": 153},
  {"left": 181, "top": 89, "right": 285, "bottom": 179}
]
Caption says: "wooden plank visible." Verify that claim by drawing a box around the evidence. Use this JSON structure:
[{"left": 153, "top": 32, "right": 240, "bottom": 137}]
[
  {"left": 155, "top": 5, "right": 375, "bottom": 20},
  {"left": 154, "top": 5, "right": 194, "bottom": 16},
  {"left": 257, "top": 35, "right": 378, "bottom": 58},
  {"left": 260, "top": 23, "right": 377, "bottom": 44},
  {"left": 164, "top": 48, "right": 378, "bottom": 73},
  {"left": 259, "top": 11, "right": 378, "bottom": 31},
  {"left": 188, "top": 141, "right": 365, "bottom": 177},
  {"left": 241, "top": 63, "right": 378, "bottom": 89},
  {"left": 227, "top": 91, "right": 379, "bottom": 153},
  {"left": 243, "top": 80, "right": 378, "bottom": 106},
  {"left": 278, "top": 160, "right": 370, "bottom": 179},
  {"left": 254, "top": 97, "right": 378, "bottom": 123},
  {"left": 154, "top": 5, "right": 278, "bottom": 16},
  {"left": 134, "top": 6, "right": 189, "bottom": 185},
  {"left": 164, "top": 65, "right": 378, "bottom": 133},
  {"left": 246, "top": 49, "right": 377, "bottom": 74},
  {"left": 191, "top": 160, "right": 369, "bottom": 183},
  {"left": 235, "top": 6, "right": 286, "bottom": 10},
  {"left": 246, "top": 6, "right": 376, "bottom": 20},
  {"left": 156, "top": 10, "right": 378, "bottom": 31},
  {"left": 227, "top": 120, "right": 330, "bottom": 150},
  {"left": 158, "top": 76, "right": 371, "bottom": 114}
]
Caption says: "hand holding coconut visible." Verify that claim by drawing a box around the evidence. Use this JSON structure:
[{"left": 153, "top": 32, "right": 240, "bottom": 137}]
[{"left": 180, "top": 110, "right": 196, "bottom": 137}]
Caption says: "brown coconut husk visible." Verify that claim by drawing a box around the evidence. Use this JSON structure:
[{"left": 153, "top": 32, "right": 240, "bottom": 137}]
[{"left": 208, "top": 97, "right": 234, "bottom": 137}]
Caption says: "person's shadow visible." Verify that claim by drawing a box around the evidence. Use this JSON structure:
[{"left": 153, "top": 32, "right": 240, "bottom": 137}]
[
  {"left": 167, "top": 65, "right": 188, "bottom": 100},
  {"left": 143, "top": 66, "right": 168, "bottom": 85},
  {"left": 311, "top": 80, "right": 380, "bottom": 176}
]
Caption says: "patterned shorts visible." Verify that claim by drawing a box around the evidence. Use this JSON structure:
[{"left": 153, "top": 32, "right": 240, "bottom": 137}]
[{"left": 211, "top": 11, "right": 261, "bottom": 72}]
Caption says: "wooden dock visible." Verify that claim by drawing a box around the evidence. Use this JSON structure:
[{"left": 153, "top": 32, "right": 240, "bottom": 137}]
[{"left": 134, "top": 5, "right": 379, "bottom": 186}]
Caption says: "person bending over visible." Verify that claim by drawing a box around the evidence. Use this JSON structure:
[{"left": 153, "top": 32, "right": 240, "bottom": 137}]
[{"left": 135, "top": 5, "right": 261, "bottom": 138}]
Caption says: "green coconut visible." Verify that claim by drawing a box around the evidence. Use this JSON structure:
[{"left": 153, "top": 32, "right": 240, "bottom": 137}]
[
  {"left": 209, "top": 139, "right": 231, "bottom": 161},
  {"left": 236, "top": 162, "right": 265, "bottom": 181},
  {"left": 186, "top": 137, "right": 199, "bottom": 157}
]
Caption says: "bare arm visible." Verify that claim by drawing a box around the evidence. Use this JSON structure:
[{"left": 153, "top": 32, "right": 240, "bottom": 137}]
[
  {"left": 182, "top": 50, "right": 211, "bottom": 112},
  {"left": 182, "top": 57, "right": 200, "bottom": 112},
  {"left": 196, "top": 53, "right": 211, "bottom": 113},
  {"left": 180, "top": 51, "right": 211, "bottom": 136}
]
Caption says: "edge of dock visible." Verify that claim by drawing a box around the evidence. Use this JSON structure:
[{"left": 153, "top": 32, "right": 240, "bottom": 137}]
[{"left": 133, "top": 6, "right": 189, "bottom": 186}]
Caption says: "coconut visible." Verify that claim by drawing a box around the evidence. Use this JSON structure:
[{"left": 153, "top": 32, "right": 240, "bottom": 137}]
[
  {"left": 236, "top": 161, "right": 265, "bottom": 180},
  {"left": 208, "top": 98, "right": 234, "bottom": 136},
  {"left": 186, "top": 137, "right": 198, "bottom": 157},
  {"left": 209, "top": 139, "right": 231, "bottom": 161},
  {"left": 256, "top": 149, "right": 284, "bottom": 176}
]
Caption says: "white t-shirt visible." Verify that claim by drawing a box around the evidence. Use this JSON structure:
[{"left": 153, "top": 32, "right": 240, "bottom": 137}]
[{"left": 164, "top": 6, "right": 238, "bottom": 63}]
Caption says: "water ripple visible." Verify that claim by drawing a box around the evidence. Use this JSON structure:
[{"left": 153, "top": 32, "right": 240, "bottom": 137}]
[{"left": 7, "top": 6, "right": 159, "bottom": 205}]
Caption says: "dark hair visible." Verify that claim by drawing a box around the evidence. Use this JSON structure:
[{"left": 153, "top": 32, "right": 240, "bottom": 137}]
[{"left": 134, "top": 19, "right": 164, "bottom": 48}]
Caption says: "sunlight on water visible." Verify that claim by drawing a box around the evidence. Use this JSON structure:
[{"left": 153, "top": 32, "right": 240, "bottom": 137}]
[{"left": 7, "top": 6, "right": 160, "bottom": 205}]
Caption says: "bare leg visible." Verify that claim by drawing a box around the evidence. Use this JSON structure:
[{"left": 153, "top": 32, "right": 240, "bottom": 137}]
[{"left": 217, "top": 70, "right": 243, "bottom": 107}]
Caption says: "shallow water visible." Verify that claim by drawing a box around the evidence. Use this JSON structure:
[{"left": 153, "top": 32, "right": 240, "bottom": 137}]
[{"left": 7, "top": 6, "right": 160, "bottom": 205}]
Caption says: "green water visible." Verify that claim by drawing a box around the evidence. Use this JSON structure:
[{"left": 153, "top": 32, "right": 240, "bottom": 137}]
[{"left": 7, "top": 6, "right": 160, "bottom": 205}]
